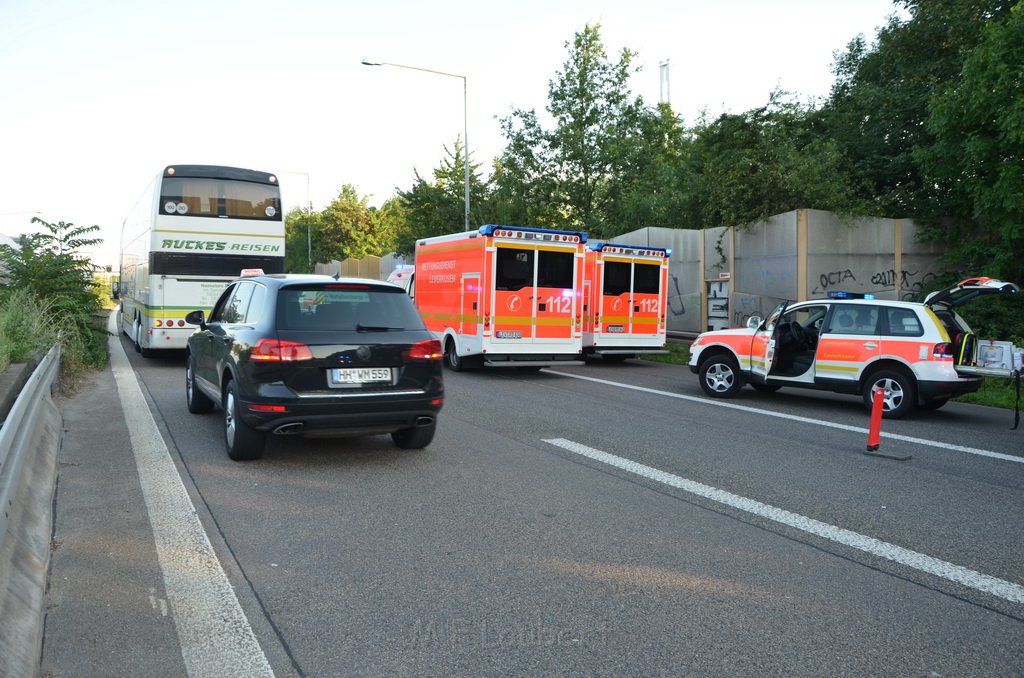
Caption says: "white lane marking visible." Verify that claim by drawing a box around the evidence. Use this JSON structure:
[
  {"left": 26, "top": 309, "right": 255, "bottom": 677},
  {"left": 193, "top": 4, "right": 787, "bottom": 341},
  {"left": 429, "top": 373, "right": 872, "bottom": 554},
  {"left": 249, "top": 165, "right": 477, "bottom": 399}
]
[
  {"left": 547, "top": 370, "right": 1024, "bottom": 464},
  {"left": 108, "top": 315, "right": 274, "bottom": 677},
  {"left": 544, "top": 438, "right": 1024, "bottom": 604}
]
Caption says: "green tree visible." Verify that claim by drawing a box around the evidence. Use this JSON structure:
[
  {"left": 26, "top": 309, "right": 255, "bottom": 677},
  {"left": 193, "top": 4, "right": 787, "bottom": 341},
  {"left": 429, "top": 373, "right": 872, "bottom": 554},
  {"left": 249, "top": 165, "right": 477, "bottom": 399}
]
[
  {"left": 284, "top": 207, "right": 322, "bottom": 273},
  {"left": 497, "top": 23, "right": 651, "bottom": 238},
  {"left": 677, "top": 93, "right": 866, "bottom": 229},
  {"left": 395, "top": 138, "right": 488, "bottom": 255},
  {"left": 320, "top": 185, "right": 382, "bottom": 261},
  {"left": 0, "top": 217, "right": 107, "bottom": 374},
  {"left": 917, "top": 1, "right": 1024, "bottom": 283},
  {"left": 822, "top": 0, "right": 1015, "bottom": 218}
]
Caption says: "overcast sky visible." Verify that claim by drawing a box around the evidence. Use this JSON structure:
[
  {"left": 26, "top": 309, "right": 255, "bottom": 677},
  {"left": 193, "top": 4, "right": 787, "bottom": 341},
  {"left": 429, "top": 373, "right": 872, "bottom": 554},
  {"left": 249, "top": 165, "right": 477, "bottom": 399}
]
[{"left": 0, "top": 0, "right": 902, "bottom": 266}]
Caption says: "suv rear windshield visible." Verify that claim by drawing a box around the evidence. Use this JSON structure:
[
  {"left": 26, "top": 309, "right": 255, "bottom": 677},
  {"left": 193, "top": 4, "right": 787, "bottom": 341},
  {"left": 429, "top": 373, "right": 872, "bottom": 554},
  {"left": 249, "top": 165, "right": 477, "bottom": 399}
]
[{"left": 276, "top": 285, "right": 427, "bottom": 331}]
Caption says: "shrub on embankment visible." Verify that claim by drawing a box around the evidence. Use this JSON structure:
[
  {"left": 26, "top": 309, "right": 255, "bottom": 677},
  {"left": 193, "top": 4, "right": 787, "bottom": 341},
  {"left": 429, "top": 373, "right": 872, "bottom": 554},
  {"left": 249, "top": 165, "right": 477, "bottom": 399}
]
[{"left": 0, "top": 218, "right": 108, "bottom": 389}]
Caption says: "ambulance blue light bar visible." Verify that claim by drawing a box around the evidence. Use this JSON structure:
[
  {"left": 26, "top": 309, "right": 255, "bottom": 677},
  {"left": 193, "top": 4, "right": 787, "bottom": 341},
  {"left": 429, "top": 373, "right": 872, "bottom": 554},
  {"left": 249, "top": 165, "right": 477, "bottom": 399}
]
[
  {"left": 479, "top": 224, "right": 587, "bottom": 243},
  {"left": 589, "top": 242, "right": 671, "bottom": 257},
  {"left": 827, "top": 291, "right": 875, "bottom": 300}
]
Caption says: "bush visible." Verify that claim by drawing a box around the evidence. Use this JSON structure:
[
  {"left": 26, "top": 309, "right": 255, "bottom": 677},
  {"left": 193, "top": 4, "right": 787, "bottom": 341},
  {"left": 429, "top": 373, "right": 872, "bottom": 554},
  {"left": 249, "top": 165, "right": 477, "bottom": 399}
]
[{"left": 0, "top": 218, "right": 108, "bottom": 390}]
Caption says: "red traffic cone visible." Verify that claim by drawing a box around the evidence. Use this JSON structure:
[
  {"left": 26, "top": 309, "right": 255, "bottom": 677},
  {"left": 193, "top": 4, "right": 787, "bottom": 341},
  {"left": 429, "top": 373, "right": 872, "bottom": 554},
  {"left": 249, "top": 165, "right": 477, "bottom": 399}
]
[{"left": 867, "top": 386, "right": 884, "bottom": 451}]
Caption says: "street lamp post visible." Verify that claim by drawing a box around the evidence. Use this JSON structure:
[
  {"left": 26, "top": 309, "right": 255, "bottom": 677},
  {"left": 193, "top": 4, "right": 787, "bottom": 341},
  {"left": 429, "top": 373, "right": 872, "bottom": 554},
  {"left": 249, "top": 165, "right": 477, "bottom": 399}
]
[{"left": 362, "top": 59, "right": 470, "bottom": 232}]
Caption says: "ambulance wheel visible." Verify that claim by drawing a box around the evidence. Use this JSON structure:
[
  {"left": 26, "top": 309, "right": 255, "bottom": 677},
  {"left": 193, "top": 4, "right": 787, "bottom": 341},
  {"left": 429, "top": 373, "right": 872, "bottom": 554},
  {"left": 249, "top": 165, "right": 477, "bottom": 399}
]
[
  {"left": 444, "top": 339, "right": 463, "bottom": 371},
  {"left": 698, "top": 354, "right": 742, "bottom": 398},
  {"left": 862, "top": 369, "right": 916, "bottom": 419}
]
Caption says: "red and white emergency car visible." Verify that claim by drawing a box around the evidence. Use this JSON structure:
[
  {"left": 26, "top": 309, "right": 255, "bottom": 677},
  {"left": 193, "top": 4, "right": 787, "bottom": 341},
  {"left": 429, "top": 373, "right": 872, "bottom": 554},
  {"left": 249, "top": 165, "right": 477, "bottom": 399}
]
[
  {"left": 582, "top": 242, "right": 670, "bottom": 361},
  {"left": 413, "top": 224, "right": 587, "bottom": 370},
  {"left": 688, "top": 277, "right": 1020, "bottom": 418}
]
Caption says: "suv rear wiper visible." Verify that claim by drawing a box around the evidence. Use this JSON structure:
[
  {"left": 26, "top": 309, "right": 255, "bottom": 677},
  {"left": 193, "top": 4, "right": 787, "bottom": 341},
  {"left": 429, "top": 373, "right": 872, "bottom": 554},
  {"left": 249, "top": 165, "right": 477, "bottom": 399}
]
[{"left": 356, "top": 324, "right": 403, "bottom": 332}]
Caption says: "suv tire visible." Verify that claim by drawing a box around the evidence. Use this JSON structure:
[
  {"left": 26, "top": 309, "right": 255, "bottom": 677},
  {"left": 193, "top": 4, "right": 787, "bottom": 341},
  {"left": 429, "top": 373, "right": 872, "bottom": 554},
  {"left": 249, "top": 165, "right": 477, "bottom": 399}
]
[
  {"left": 699, "top": 353, "right": 742, "bottom": 398},
  {"left": 863, "top": 369, "right": 917, "bottom": 419},
  {"left": 186, "top": 354, "right": 215, "bottom": 414},
  {"left": 224, "top": 379, "right": 265, "bottom": 460}
]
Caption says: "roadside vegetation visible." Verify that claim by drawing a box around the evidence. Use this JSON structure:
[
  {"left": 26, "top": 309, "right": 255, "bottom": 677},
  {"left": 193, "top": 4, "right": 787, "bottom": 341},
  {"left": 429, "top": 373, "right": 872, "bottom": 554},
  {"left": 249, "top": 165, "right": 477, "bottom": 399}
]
[{"left": 0, "top": 217, "right": 108, "bottom": 390}]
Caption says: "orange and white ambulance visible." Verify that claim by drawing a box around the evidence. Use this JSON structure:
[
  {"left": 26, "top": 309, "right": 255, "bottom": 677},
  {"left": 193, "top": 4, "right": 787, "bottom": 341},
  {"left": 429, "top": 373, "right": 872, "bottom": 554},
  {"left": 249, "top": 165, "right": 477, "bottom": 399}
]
[
  {"left": 413, "top": 224, "right": 588, "bottom": 370},
  {"left": 688, "top": 277, "right": 1020, "bottom": 418},
  {"left": 582, "top": 242, "right": 671, "bottom": 361}
]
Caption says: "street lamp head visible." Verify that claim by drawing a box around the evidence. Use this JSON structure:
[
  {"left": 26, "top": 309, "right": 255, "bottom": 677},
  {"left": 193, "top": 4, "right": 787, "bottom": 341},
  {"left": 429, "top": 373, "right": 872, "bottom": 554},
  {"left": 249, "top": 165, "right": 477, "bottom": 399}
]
[{"left": 361, "top": 59, "right": 383, "bottom": 66}]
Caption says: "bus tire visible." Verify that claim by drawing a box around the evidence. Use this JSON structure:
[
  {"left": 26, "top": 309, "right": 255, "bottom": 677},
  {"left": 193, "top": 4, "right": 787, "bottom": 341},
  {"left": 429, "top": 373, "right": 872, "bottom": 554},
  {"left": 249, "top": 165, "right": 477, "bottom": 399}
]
[
  {"left": 223, "top": 379, "right": 264, "bottom": 461},
  {"left": 186, "top": 354, "right": 215, "bottom": 414}
]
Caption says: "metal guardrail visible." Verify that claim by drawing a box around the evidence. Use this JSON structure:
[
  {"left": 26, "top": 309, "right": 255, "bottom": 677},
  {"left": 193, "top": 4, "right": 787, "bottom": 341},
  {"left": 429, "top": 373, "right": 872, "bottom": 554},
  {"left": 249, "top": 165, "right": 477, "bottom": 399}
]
[{"left": 0, "top": 344, "right": 61, "bottom": 545}]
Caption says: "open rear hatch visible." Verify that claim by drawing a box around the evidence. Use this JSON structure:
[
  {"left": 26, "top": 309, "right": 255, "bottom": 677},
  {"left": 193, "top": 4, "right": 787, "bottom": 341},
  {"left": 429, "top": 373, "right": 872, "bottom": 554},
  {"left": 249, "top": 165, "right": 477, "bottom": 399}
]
[{"left": 925, "top": 277, "right": 1021, "bottom": 378}]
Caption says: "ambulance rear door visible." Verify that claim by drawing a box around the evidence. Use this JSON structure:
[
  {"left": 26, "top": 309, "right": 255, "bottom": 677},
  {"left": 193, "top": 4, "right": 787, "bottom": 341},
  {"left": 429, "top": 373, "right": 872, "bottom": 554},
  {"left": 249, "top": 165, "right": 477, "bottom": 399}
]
[{"left": 491, "top": 241, "right": 579, "bottom": 350}]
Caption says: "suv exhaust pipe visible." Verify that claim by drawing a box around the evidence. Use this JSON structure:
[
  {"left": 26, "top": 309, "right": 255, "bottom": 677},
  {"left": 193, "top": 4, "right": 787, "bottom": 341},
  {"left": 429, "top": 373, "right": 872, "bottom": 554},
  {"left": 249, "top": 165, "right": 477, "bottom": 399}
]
[{"left": 273, "top": 422, "right": 305, "bottom": 435}]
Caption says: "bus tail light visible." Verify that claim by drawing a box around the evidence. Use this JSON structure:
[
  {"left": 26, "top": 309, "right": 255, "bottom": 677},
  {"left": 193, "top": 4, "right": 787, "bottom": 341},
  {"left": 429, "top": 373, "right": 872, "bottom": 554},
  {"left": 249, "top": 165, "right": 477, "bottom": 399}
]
[{"left": 250, "top": 339, "right": 314, "bottom": 361}]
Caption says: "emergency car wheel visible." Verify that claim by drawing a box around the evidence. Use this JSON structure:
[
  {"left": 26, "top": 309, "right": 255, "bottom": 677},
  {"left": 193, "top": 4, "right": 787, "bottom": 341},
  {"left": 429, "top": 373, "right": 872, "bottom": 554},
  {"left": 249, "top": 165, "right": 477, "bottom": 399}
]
[
  {"left": 186, "top": 354, "right": 215, "bottom": 414},
  {"left": 223, "top": 379, "right": 265, "bottom": 461},
  {"left": 863, "top": 369, "right": 917, "bottom": 419},
  {"left": 699, "top": 354, "right": 742, "bottom": 398}
]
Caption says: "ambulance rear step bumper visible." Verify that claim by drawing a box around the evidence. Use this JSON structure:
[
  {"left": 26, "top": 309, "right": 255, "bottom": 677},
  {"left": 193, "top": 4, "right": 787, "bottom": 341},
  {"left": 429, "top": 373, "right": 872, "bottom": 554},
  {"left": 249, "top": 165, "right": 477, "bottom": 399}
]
[
  {"left": 484, "top": 357, "right": 586, "bottom": 368},
  {"left": 595, "top": 348, "right": 669, "bottom": 355},
  {"left": 955, "top": 365, "right": 1022, "bottom": 379}
]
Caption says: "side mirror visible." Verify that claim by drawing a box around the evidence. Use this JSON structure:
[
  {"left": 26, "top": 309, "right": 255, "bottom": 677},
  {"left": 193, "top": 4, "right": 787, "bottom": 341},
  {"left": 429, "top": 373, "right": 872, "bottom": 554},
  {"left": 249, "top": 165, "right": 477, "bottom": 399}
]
[
  {"left": 746, "top": 315, "right": 763, "bottom": 330},
  {"left": 185, "top": 310, "right": 207, "bottom": 327}
]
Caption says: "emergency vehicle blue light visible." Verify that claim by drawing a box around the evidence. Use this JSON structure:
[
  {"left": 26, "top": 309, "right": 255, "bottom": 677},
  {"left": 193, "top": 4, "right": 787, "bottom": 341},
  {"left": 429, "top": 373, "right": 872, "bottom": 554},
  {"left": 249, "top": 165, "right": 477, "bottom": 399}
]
[
  {"left": 479, "top": 224, "right": 587, "bottom": 242},
  {"left": 588, "top": 241, "right": 670, "bottom": 256},
  {"left": 827, "top": 291, "right": 875, "bottom": 300}
]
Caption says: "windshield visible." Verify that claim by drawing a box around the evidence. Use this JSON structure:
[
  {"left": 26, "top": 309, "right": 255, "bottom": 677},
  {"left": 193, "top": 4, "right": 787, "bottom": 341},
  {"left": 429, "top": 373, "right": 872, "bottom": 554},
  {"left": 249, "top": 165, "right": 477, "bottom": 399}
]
[{"left": 160, "top": 177, "right": 281, "bottom": 220}]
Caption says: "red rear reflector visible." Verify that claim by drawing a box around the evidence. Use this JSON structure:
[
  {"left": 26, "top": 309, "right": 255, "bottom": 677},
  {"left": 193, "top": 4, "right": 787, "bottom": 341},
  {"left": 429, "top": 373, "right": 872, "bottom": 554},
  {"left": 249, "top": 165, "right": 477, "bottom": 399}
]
[
  {"left": 248, "top": 404, "right": 287, "bottom": 412},
  {"left": 250, "top": 339, "right": 314, "bottom": 361},
  {"left": 405, "top": 339, "right": 443, "bottom": 361}
]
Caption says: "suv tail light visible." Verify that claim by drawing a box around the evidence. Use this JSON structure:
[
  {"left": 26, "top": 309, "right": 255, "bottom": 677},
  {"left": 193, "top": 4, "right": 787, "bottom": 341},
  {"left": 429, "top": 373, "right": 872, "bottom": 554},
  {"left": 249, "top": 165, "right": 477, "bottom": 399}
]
[
  {"left": 404, "top": 339, "right": 443, "bottom": 361},
  {"left": 932, "top": 342, "right": 953, "bottom": 359},
  {"left": 250, "top": 339, "right": 314, "bottom": 361}
]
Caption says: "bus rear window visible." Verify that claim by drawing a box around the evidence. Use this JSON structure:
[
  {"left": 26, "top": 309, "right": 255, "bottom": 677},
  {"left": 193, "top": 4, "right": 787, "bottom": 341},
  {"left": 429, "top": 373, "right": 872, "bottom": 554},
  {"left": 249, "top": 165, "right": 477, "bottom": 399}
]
[{"left": 160, "top": 178, "right": 281, "bottom": 220}]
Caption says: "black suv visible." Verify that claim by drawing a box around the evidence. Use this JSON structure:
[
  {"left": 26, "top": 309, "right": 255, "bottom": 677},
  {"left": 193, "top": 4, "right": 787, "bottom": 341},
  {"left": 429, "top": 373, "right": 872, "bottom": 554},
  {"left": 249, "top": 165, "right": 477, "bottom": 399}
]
[{"left": 185, "top": 274, "right": 444, "bottom": 460}]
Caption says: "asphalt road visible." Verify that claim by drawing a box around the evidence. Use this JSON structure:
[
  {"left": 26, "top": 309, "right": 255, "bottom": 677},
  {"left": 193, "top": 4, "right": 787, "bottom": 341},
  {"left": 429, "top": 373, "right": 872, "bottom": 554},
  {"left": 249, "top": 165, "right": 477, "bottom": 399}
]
[{"left": 46, "top": 331, "right": 1024, "bottom": 676}]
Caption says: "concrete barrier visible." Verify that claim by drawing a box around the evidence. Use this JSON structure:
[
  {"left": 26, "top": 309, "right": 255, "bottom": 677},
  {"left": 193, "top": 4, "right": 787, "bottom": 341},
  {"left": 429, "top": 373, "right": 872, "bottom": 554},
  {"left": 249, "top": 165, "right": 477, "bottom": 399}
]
[{"left": 0, "top": 345, "right": 62, "bottom": 678}]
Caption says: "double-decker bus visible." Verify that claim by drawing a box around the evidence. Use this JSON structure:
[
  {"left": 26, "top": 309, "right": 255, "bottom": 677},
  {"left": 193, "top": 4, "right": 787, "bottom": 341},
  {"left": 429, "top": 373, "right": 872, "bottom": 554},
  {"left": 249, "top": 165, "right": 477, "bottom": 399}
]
[{"left": 118, "top": 165, "right": 285, "bottom": 356}]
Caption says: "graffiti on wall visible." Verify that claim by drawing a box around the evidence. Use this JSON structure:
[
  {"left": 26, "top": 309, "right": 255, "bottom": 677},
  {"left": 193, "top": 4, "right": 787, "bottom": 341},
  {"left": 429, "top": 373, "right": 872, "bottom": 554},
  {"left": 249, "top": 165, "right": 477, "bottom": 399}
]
[
  {"left": 810, "top": 267, "right": 939, "bottom": 299},
  {"left": 707, "top": 281, "right": 729, "bottom": 331},
  {"left": 667, "top": 274, "right": 686, "bottom": 318},
  {"left": 731, "top": 295, "right": 763, "bottom": 328}
]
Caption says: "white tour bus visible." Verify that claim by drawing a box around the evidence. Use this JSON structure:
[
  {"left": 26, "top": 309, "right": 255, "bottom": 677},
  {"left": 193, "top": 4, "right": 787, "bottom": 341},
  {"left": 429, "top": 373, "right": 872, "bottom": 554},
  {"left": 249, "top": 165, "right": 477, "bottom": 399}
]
[{"left": 118, "top": 164, "right": 285, "bottom": 356}]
